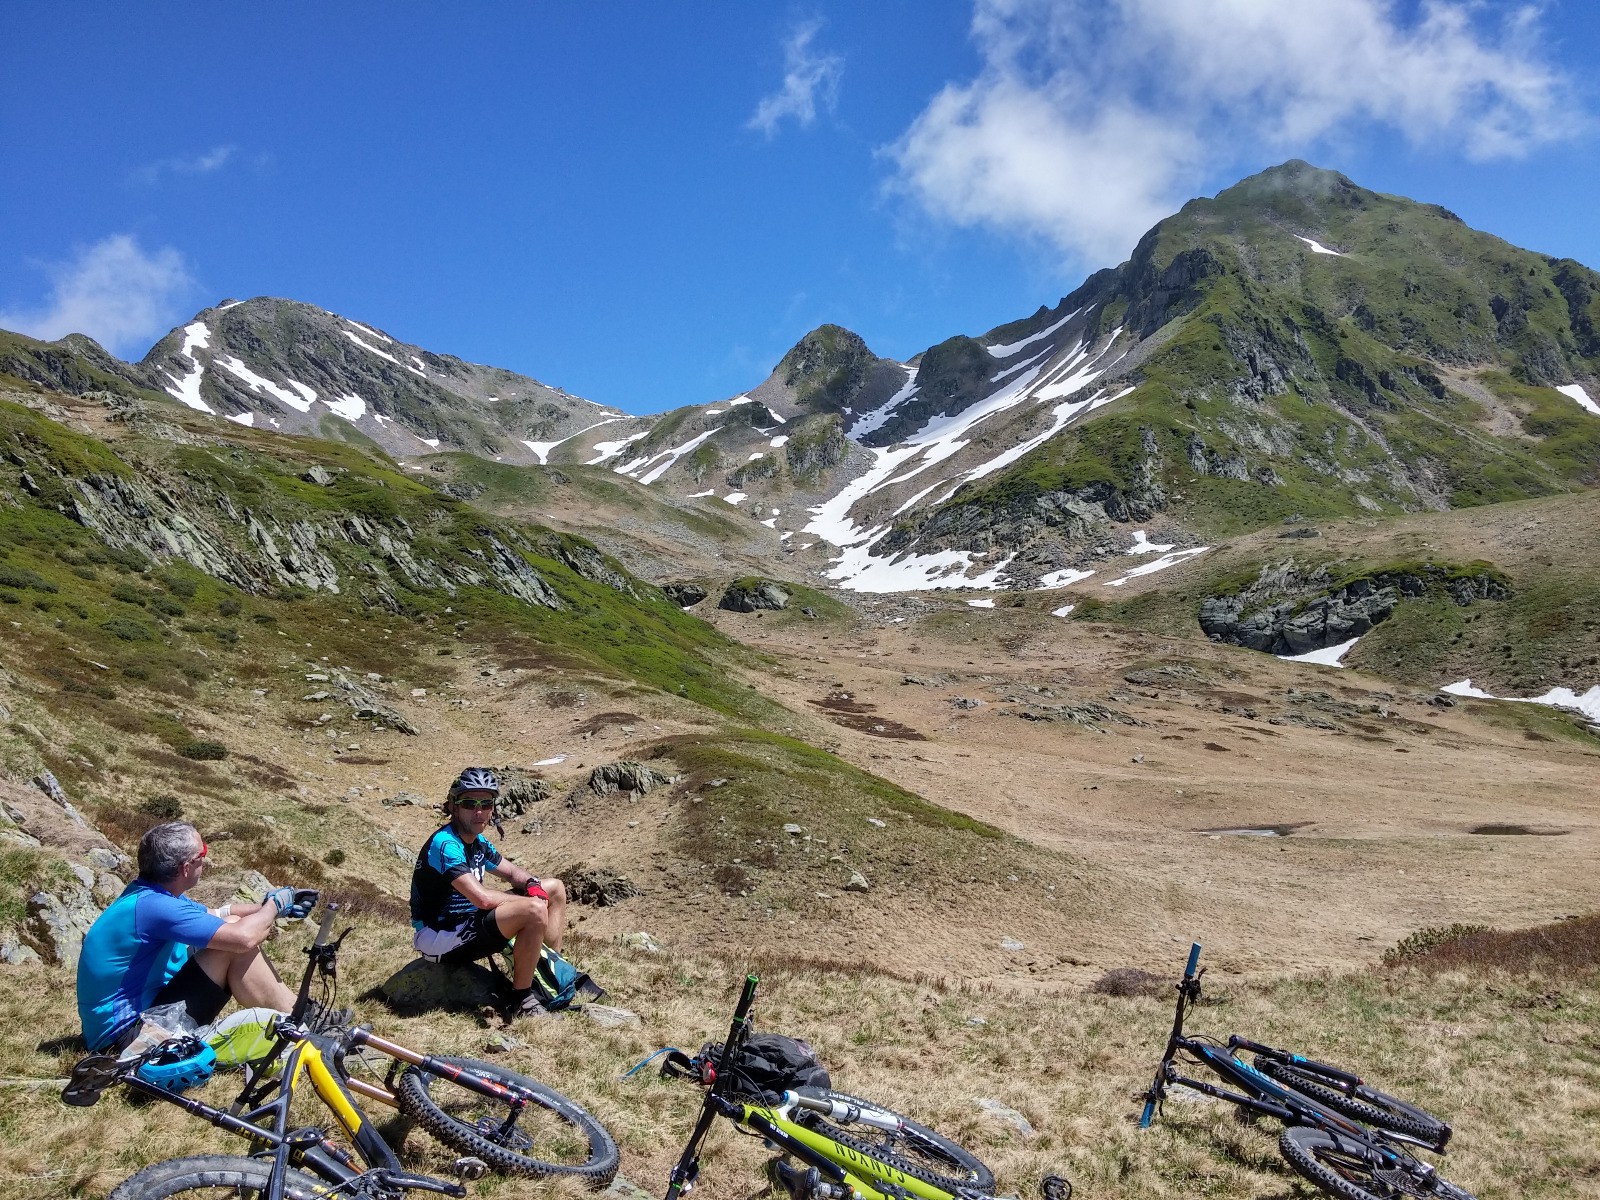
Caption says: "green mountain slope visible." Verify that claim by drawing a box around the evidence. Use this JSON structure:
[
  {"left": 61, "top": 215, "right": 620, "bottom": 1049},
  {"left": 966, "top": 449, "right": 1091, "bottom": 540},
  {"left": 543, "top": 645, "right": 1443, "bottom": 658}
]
[{"left": 890, "top": 161, "right": 1600, "bottom": 561}]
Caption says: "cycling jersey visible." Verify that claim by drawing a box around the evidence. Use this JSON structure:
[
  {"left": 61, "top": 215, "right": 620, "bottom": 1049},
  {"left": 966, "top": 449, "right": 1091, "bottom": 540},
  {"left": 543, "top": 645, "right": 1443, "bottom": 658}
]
[
  {"left": 76, "top": 879, "right": 224, "bottom": 1052},
  {"left": 410, "top": 824, "right": 501, "bottom": 932}
]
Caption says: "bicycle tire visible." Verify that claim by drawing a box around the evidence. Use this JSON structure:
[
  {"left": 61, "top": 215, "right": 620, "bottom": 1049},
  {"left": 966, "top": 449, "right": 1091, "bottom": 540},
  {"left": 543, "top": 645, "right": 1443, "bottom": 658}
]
[
  {"left": 395, "top": 1055, "right": 619, "bottom": 1185},
  {"left": 108, "top": 1154, "right": 330, "bottom": 1199},
  {"left": 791, "top": 1087, "right": 996, "bottom": 1193},
  {"left": 1279, "top": 1128, "right": 1476, "bottom": 1200},
  {"left": 1256, "top": 1058, "right": 1450, "bottom": 1147}
]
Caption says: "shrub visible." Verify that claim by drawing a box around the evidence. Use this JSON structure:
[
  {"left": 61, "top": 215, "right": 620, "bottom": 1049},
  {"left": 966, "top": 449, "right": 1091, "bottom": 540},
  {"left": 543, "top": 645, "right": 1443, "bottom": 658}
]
[
  {"left": 178, "top": 740, "right": 228, "bottom": 761},
  {"left": 218, "top": 597, "right": 241, "bottom": 617},
  {"left": 111, "top": 582, "right": 148, "bottom": 606},
  {"left": 1384, "top": 914, "right": 1600, "bottom": 974},
  {"left": 158, "top": 573, "right": 198, "bottom": 600},
  {"left": 149, "top": 596, "right": 186, "bottom": 617},
  {"left": 0, "top": 566, "right": 56, "bottom": 593},
  {"left": 101, "top": 616, "right": 155, "bottom": 641},
  {"left": 139, "top": 794, "right": 183, "bottom": 820},
  {"left": 1383, "top": 923, "right": 1492, "bottom": 965},
  {"left": 322, "top": 848, "right": 347, "bottom": 867}
]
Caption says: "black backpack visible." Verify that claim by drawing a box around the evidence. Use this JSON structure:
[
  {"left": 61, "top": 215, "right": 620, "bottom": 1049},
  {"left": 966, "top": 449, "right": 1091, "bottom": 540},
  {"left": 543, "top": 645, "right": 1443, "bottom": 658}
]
[{"left": 702, "top": 1033, "right": 831, "bottom": 1101}]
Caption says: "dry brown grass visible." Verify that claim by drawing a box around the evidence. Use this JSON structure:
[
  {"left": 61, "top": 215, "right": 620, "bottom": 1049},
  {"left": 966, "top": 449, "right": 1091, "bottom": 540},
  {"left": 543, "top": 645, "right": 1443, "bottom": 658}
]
[{"left": 2, "top": 915, "right": 1596, "bottom": 1199}]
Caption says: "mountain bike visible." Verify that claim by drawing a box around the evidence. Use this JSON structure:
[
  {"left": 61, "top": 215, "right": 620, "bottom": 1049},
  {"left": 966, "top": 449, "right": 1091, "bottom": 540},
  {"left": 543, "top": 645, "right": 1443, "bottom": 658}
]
[
  {"left": 660, "top": 974, "right": 1024, "bottom": 1200},
  {"left": 1138, "top": 943, "right": 1475, "bottom": 1200},
  {"left": 66, "top": 902, "right": 619, "bottom": 1197}
]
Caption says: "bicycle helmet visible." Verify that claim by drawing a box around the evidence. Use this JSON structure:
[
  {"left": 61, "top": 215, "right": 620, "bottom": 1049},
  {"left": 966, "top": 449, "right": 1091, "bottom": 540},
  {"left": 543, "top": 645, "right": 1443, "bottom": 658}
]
[
  {"left": 447, "top": 766, "right": 501, "bottom": 804},
  {"left": 134, "top": 1035, "right": 217, "bottom": 1092}
]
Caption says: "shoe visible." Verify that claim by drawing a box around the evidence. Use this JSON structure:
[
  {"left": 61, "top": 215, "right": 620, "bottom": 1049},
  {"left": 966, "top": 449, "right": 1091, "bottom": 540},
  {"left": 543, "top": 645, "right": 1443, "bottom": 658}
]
[
  {"left": 504, "top": 986, "right": 547, "bottom": 1018},
  {"left": 304, "top": 1000, "right": 356, "bottom": 1034}
]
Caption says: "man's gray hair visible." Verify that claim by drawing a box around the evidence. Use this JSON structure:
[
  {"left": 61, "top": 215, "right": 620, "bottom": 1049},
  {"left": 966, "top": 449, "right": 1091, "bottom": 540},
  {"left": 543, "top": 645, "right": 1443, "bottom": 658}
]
[{"left": 139, "top": 821, "right": 201, "bottom": 883}]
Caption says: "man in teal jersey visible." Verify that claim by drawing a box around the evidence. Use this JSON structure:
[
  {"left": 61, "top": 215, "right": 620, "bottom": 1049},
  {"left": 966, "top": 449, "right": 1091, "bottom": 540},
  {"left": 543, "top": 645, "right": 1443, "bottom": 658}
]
[
  {"left": 76, "top": 821, "right": 311, "bottom": 1053},
  {"left": 410, "top": 767, "right": 567, "bottom": 1017}
]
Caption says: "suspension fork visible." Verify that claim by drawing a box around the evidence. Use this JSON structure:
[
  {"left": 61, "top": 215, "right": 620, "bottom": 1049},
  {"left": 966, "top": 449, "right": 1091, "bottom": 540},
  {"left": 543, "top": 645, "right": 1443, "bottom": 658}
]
[{"left": 1140, "top": 942, "right": 1203, "bottom": 1128}]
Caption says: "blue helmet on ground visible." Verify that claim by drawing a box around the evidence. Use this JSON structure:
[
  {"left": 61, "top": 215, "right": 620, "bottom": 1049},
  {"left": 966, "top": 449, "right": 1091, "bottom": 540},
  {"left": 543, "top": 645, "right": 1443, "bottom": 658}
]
[{"left": 135, "top": 1036, "right": 217, "bottom": 1092}]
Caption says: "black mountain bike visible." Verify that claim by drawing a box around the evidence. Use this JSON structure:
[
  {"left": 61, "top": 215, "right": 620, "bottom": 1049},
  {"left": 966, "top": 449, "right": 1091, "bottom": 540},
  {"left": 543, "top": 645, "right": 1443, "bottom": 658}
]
[
  {"left": 1139, "top": 943, "right": 1475, "bottom": 1200},
  {"left": 67, "top": 902, "right": 618, "bottom": 1197}
]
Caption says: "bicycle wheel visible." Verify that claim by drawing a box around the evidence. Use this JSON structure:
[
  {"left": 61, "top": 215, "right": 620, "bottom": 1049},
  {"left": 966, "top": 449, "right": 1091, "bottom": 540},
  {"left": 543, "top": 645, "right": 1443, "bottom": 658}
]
[
  {"left": 791, "top": 1087, "right": 995, "bottom": 1193},
  {"left": 1279, "top": 1128, "right": 1476, "bottom": 1200},
  {"left": 108, "top": 1154, "right": 330, "bottom": 1199},
  {"left": 395, "top": 1055, "right": 618, "bottom": 1185},
  {"left": 1256, "top": 1058, "right": 1450, "bottom": 1147}
]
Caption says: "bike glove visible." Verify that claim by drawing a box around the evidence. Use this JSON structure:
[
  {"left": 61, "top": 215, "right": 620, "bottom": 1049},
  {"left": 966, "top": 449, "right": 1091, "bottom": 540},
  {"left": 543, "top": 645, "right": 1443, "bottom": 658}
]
[
  {"left": 284, "top": 888, "right": 320, "bottom": 920},
  {"left": 264, "top": 886, "right": 297, "bottom": 916}
]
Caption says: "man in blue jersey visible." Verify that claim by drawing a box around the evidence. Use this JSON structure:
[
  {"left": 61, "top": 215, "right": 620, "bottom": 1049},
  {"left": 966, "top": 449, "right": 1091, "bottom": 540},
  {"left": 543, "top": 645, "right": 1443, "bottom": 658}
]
[
  {"left": 76, "top": 821, "right": 313, "bottom": 1053},
  {"left": 410, "top": 767, "right": 568, "bottom": 1017}
]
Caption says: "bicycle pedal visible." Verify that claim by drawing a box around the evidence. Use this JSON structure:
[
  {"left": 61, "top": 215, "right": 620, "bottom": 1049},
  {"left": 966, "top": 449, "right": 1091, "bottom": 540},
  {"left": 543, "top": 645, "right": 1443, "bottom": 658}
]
[
  {"left": 1042, "top": 1173, "right": 1074, "bottom": 1200},
  {"left": 61, "top": 1054, "right": 121, "bottom": 1107},
  {"left": 452, "top": 1156, "right": 488, "bottom": 1181}
]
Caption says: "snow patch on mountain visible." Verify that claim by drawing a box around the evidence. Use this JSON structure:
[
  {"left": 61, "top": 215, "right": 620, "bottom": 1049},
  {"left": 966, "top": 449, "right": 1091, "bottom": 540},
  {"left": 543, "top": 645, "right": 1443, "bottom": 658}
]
[
  {"left": 1297, "top": 236, "right": 1345, "bottom": 256},
  {"left": 1104, "top": 546, "right": 1209, "bottom": 587},
  {"left": 216, "top": 356, "right": 316, "bottom": 413},
  {"left": 163, "top": 322, "right": 215, "bottom": 414},
  {"left": 1556, "top": 383, "right": 1600, "bottom": 416},
  {"left": 1279, "top": 636, "right": 1361, "bottom": 667},
  {"left": 848, "top": 366, "right": 918, "bottom": 441},
  {"left": 325, "top": 393, "right": 367, "bottom": 422},
  {"left": 342, "top": 329, "right": 399, "bottom": 364},
  {"left": 986, "top": 308, "right": 1078, "bottom": 358},
  {"left": 589, "top": 430, "right": 649, "bottom": 465},
  {"left": 1443, "top": 679, "right": 1600, "bottom": 722}
]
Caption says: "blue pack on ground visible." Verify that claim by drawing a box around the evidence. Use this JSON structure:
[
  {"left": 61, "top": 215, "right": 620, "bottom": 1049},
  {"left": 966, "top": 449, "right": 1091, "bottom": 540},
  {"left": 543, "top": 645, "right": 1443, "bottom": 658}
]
[{"left": 135, "top": 1037, "right": 217, "bottom": 1091}]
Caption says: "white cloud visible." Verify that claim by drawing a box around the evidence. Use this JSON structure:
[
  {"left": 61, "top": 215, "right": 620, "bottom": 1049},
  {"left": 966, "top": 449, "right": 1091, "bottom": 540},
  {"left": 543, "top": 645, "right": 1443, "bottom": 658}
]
[
  {"left": 748, "top": 19, "right": 844, "bottom": 137},
  {"left": 888, "top": 0, "right": 1581, "bottom": 266},
  {"left": 131, "top": 144, "right": 237, "bottom": 186},
  {"left": 0, "top": 235, "right": 194, "bottom": 356}
]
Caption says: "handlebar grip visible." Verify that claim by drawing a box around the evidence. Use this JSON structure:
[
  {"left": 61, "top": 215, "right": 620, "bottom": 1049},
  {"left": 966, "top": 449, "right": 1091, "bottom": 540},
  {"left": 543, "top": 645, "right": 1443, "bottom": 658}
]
[
  {"left": 314, "top": 902, "right": 339, "bottom": 946},
  {"left": 732, "top": 973, "right": 759, "bottom": 1021},
  {"left": 1184, "top": 942, "right": 1202, "bottom": 980},
  {"left": 1138, "top": 1096, "right": 1157, "bottom": 1128}
]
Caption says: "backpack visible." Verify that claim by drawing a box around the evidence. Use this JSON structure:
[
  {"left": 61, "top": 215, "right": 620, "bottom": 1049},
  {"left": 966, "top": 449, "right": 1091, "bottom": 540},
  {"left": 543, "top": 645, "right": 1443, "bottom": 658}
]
[
  {"left": 529, "top": 945, "right": 605, "bottom": 1012},
  {"left": 703, "top": 1033, "right": 831, "bottom": 1101}
]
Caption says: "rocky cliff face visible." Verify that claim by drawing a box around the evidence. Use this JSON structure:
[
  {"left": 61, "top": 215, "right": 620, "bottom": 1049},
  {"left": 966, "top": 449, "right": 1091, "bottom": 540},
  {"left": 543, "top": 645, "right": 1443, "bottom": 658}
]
[{"left": 1198, "top": 560, "right": 1512, "bottom": 655}]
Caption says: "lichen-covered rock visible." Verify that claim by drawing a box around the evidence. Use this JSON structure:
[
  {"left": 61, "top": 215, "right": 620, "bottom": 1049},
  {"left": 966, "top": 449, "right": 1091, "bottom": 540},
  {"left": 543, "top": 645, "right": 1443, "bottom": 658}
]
[
  {"left": 587, "top": 761, "right": 675, "bottom": 796},
  {"left": 492, "top": 768, "right": 553, "bottom": 817},
  {"left": 25, "top": 885, "right": 100, "bottom": 967},
  {"left": 719, "top": 579, "right": 790, "bottom": 612}
]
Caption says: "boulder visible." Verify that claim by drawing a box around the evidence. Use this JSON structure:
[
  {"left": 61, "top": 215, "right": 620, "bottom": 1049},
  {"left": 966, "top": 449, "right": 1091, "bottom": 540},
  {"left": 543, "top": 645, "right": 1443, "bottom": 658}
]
[
  {"left": 662, "top": 582, "right": 708, "bottom": 608},
  {"left": 587, "top": 761, "right": 674, "bottom": 796},
  {"left": 491, "top": 768, "right": 553, "bottom": 817},
  {"left": 378, "top": 958, "right": 503, "bottom": 1016},
  {"left": 25, "top": 885, "right": 100, "bottom": 968},
  {"left": 620, "top": 931, "right": 663, "bottom": 954},
  {"left": 561, "top": 864, "right": 642, "bottom": 907},
  {"left": 718, "top": 579, "right": 790, "bottom": 613}
]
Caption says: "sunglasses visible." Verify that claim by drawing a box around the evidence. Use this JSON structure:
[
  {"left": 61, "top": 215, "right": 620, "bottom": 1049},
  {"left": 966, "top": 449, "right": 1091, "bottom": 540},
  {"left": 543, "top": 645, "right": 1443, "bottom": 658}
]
[
  {"left": 187, "top": 841, "right": 209, "bottom": 865},
  {"left": 455, "top": 797, "right": 497, "bottom": 811}
]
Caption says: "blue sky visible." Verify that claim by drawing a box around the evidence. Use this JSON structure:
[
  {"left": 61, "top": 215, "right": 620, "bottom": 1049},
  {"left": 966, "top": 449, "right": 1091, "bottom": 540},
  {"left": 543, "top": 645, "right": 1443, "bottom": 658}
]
[{"left": 3, "top": 1, "right": 1598, "bottom": 415}]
